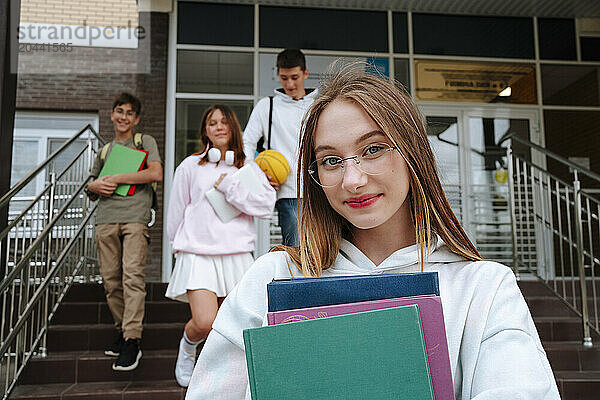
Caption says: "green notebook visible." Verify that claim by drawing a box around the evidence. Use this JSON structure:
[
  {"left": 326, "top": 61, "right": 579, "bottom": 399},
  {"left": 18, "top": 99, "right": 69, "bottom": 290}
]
[
  {"left": 98, "top": 143, "right": 148, "bottom": 197},
  {"left": 243, "top": 305, "right": 434, "bottom": 400}
]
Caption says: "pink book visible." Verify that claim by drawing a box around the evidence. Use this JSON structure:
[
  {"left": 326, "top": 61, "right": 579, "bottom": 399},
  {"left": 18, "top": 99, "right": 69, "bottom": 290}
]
[{"left": 267, "top": 295, "right": 455, "bottom": 400}]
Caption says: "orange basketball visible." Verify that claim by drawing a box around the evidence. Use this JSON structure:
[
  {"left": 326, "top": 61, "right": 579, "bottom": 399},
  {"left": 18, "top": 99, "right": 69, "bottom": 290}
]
[{"left": 254, "top": 150, "right": 290, "bottom": 185}]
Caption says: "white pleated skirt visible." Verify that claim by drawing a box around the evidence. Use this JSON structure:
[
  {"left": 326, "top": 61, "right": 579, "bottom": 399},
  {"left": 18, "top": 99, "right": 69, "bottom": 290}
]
[{"left": 165, "top": 252, "right": 254, "bottom": 302}]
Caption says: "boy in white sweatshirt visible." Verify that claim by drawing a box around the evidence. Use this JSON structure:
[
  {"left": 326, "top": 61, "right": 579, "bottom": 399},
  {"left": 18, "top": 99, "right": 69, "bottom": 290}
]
[{"left": 243, "top": 49, "right": 318, "bottom": 246}]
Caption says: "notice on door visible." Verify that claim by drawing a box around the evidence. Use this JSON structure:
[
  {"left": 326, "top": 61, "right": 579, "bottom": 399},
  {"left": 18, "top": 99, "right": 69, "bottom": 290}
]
[{"left": 415, "top": 60, "right": 537, "bottom": 104}]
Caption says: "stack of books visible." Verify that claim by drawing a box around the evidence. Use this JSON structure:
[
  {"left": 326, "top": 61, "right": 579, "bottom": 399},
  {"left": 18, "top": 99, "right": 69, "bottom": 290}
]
[
  {"left": 243, "top": 272, "right": 455, "bottom": 400},
  {"left": 98, "top": 143, "right": 148, "bottom": 196},
  {"left": 205, "top": 163, "right": 266, "bottom": 223}
]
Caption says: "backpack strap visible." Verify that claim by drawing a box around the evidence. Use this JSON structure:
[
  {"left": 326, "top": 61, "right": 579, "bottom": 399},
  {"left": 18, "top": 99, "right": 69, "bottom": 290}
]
[
  {"left": 267, "top": 96, "right": 273, "bottom": 150},
  {"left": 100, "top": 142, "right": 111, "bottom": 162},
  {"left": 133, "top": 132, "right": 158, "bottom": 213},
  {"left": 134, "top": 132, "right": 143, "bottom": 149}
]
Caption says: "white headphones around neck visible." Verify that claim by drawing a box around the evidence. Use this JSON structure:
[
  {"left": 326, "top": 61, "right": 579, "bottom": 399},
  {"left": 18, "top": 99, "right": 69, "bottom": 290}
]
[{"left": 207, "top": 148, "right": 234, "bottom": 165}]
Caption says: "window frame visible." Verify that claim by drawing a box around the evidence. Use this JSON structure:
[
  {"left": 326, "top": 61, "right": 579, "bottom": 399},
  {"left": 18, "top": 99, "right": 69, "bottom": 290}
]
[{"left": 163, "top": 3, "right": 600, "bottom": 282}]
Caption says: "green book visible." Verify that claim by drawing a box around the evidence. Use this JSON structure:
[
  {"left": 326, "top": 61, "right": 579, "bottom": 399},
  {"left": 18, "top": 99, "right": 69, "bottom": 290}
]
[
  {"left": 98, "top": 143, "right": 148, "bottom": 197},
  {"left": 243, "top": 305, "right": 434, "bottom": 400}
]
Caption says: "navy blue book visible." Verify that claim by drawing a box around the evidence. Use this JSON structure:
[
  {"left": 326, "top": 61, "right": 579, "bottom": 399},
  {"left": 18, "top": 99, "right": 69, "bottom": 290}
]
[{"left": 267, "top": 272, "right": 440, "bottom": 312}]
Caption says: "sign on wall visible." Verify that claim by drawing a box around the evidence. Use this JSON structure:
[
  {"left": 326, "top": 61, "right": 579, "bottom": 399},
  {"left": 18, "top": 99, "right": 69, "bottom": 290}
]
[{"left": 415, "top": 60, "right": 537, "bottom": 104}]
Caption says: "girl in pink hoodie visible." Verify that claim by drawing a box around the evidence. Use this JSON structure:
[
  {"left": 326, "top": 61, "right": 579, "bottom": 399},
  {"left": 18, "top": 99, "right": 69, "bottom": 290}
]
[{"left": 165, "top": 105, "right": 276, "bottom": 388}]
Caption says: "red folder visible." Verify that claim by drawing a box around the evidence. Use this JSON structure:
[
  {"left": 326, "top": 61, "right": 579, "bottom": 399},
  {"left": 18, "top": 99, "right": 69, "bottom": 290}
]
[{"left": 126, "top": 149, "right": 149, "bottom": 196}]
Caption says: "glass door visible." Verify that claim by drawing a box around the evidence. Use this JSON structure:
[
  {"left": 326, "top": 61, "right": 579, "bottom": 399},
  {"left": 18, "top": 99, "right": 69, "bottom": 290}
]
[
  {"left": 425, "top": 114, "right": 463, "bottom": 222},
  {"left": 421, "top": 105, "right": 541, "bottom": 268},
  {"left": 465, "top": 114, "right": 534, "bottom": 267}
]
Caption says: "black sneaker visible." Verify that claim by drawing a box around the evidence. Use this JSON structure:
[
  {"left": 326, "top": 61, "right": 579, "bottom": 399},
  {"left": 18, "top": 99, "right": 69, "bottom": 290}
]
[
  {"left": 104, "top": 332, "right": 124, "bottom": 357},
  {"left": 112, "top": 339, "right": 142, "bottom": 371}
]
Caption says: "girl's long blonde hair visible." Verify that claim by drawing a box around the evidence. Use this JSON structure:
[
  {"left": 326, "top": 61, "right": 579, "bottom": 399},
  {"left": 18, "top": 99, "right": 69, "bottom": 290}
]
[{"left": 278, "top": 63, "right": 481, "bottom": 276}]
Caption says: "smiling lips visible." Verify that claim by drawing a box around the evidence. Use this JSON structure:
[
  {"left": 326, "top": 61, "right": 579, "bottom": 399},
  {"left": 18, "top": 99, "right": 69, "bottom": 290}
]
[{"left": 345, "top": 194, "right": 382, "bottom": 209}]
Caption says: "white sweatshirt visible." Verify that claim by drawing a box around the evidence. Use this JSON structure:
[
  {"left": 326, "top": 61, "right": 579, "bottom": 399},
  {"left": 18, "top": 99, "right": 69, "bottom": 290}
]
[
  {"left": 243, "top": 88, "right": 319, "bottom": 200},
  {"left": 186, "top": 237, "right": 560, "bottom": 400}
]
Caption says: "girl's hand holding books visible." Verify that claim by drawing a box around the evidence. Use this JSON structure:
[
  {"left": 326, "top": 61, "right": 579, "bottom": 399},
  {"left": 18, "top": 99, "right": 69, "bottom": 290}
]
[{"left": 213, "top": 173, "right": 228, "bottom": 190}]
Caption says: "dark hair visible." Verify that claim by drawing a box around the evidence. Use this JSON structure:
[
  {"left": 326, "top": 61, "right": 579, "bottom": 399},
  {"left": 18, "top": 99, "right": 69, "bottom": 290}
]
[
  {"left": 112, "top": 92, "right": 142, "bottom": 115},
  {"left": 276, "top": 49, "right": 306, "bottom": 71},
  {"left": 195, "top": 105, "right": 246, "bottom": 169}
]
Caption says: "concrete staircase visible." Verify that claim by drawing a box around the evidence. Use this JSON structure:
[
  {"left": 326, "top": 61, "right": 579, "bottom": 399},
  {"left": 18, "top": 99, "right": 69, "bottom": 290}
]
[
  {"left": 9, "top": 283, "right": 192, "bottom": 400},
  {"left": 519, "top": 280, "right": 600, "bottom": 399},
  {"left": 8, "top": 279, "right": 600, "bottom": 399}
]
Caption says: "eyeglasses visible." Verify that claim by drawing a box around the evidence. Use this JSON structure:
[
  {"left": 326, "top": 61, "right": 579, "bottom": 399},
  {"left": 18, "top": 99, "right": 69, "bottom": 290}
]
[{"left": 308, "top": 142, "right": 398, "bottom": 188}]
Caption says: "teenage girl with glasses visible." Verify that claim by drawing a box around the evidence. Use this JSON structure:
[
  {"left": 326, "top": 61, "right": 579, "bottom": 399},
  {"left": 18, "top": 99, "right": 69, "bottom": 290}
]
[{"left": 185, "top": 66, "right": 560, "bottom": 399}]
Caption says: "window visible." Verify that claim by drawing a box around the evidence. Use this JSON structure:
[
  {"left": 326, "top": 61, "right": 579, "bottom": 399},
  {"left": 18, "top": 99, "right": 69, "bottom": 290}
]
[
  {"left": 392, "top": 13, "right": 409, "bottom": 53},
  {"left": 175, "top": 100, "right": 254, "bottom": 168},
  {"left": 260, "top": 6, "right": 388, "bottom": 52},
  {"left": 413, "top": 14, "right": 534, "bottom": 59},
  {"left": 11, "top": 140, "right": 40, "bottom": 197},
  {"left": 47, "top": 139, "right": 87, "bottom": 177},
  {"left": 259, "top": 53, "right": 389, "bottom": 97},
  {"left": 544, "top": 110, "right": 600, "bottom": 188},
  {"left": 541, "top": 65, "right": 600, "bottom": 106},
  {"left": 394, "top": 58, "right": 410, "bottom": 92},
  {"left": 425, "top": 116, "right": 461, "bottom": 221},
  {"left": 177, "top": 51, "right": 253, "bottom": 94},
  {"left": 538, "top": 18, "right": 576, "bottom": 60},
  {"left": 580, "top": 37, "right": 600, "bottom": 62},
  {"left": 177, "top": 2, "right": 253, "bottom": 46},
  {"left": 11, "top": 111, "right": 99, "bottom": 206}
]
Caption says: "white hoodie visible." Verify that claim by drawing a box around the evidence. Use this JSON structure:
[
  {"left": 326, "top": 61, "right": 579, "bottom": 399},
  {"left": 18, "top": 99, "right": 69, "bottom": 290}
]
[
  {"left": 186, "top": 237, "right": 560, "bottom": 400},
  {"left": 243, "top": 88, "right": 319, "bottom": 200}
]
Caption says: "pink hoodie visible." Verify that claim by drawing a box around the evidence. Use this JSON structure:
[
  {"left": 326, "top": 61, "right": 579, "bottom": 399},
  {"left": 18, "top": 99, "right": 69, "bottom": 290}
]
[{"left": 167, "top": 154, "right": 276, "bottom": 256}]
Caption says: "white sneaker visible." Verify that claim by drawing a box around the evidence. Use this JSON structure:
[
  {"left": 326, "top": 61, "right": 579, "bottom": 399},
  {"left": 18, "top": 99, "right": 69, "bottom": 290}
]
[{"left": 175, "top": 337, "right": 197, "bottom": 387}]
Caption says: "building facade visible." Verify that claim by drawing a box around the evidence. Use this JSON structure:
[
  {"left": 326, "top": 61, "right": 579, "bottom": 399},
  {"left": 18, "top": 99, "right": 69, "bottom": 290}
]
[{"left": 12, "top": 0, "right": 600, "bottom": 281}]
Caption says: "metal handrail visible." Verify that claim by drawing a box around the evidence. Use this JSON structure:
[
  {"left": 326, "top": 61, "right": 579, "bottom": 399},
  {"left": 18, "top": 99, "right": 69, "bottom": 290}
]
[
  {"left": 0, "top": 185, "right": 52, "bottom": 240},
  {"left": 1, "top": 124, "right": 102, "bottom": 399},
  {"left": 0, "top": 145, "right": 91, "bottom": 241},
  {"left": 0, "top": 124, "right": 104, "bottom": 210},
  {"left": 499, "top": 132, "right": 600, "bottom": 183},
  {"left": 0, "top": 178, "right": 90, "bottom": 294},
  {"left": 0, "top": 203, "right": 97, "bottom": 359},
  {"left": 506, "top": 137, "right": 600, "bottom": 348}
]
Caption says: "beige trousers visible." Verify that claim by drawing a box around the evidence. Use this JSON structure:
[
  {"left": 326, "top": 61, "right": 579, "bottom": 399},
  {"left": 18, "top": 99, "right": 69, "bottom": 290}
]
[{"left": 95, "top": 223, "right": 148, "bottom": 339}]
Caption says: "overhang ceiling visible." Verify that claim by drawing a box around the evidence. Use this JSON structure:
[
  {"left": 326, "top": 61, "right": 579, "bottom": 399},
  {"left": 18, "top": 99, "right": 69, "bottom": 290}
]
[{"left": 191, "top": 0, "right": 600, "bottom": 18}]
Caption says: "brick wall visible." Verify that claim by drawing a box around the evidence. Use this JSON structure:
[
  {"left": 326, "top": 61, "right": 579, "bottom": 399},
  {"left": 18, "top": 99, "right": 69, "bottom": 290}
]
[
  {"left": 16, "top": 12, "right": 168, "bottom": 281},
  {"left": 20, "top": 0, "right": 138, "bottom": 26}
]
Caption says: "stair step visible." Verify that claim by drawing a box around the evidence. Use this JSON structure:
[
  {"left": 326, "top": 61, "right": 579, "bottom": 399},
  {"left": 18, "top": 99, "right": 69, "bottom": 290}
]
[
  {"left": 543, "top": 342, "right": 600, "bottom": 372},
  {"left": 530, "top": 280, "right": 600, "bottom": 299},
  {"left": 47, "top": 323, "right": 185, "bottom": 352},
  {"left": 18, "top": 350, "right": 187, "bottom": 385},
  {"left": 9, "top": 380, "right": 185, "bottom": 399},
  {"left": 518, "top": 281, "right": 557, "bottom": 297},
  {"left": 13, "top": 280, "right": 600, "bottom": 399},
  {"left": 526, "top": 297, "right": 579, "bottom": 318},
  {"left": 64, "top": 283, "right": 169, "bottom": 303},
  {"left": 555, "top": 371, "right": 600, "bottom": 400},
  {"left": 52, "top": 301, "right": 191, "bottom": 325},
  {"left": 535, "top": 317, "right": 600, "bottom": 342}
]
